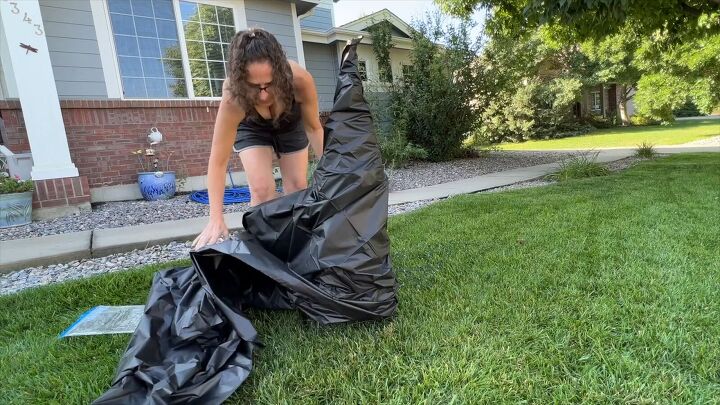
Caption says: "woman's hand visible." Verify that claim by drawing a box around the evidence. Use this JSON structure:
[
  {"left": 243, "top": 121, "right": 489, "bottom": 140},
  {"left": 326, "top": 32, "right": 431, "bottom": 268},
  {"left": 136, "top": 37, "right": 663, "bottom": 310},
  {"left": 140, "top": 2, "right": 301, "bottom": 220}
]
[{"left": 191, "top": 218, "right": 230, "bottom": 250}]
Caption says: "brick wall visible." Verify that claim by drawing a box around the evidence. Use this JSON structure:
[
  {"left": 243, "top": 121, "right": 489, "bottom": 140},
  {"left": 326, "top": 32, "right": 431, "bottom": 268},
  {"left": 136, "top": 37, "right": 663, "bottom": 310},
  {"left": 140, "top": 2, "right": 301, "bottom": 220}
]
[
  {"left": 32, "top": 176, "right": 91, "bottom": 210},
  {"left": 1, "top": 100, "right": 332, "bottom": 191},
  {"left": 1, "top": 99, "right": 233, "bottom": 189}
]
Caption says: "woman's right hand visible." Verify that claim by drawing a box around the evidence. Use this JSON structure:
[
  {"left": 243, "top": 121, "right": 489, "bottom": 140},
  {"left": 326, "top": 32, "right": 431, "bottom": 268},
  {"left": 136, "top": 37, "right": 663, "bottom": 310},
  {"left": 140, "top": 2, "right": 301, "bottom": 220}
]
[{"left": 191, "top": 218, "right": 230, "bottom": 250}]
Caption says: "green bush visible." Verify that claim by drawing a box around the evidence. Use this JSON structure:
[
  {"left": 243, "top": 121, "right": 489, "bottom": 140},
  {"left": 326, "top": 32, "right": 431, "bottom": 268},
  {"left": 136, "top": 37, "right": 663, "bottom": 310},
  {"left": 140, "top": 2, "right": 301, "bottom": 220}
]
[
  {"left": 546, "top": 152, "right": 610, "bottom": 181},
  {"left": 630, "top": 115, "right": 660, "bottom": 126},
  {"left": 390, "top": 13, "right": 484, "bottom": 161},
  {"left": 673, "top": 100, "right": 703, "bottom": 117},
  {"left": 379, "top": 133, "right": 428, "bottom": 169},
  {"left": 634, "top": 73, "right": 687, "bottom": 123},
  {"left": 479, "top": 78, "right": 590, "bottom": 143},
  {"left": 582, "top": 114, "right": 618, "bottom": 129},
  {"left": 0, "top": 175, "right": 34, "bottom": 194}
]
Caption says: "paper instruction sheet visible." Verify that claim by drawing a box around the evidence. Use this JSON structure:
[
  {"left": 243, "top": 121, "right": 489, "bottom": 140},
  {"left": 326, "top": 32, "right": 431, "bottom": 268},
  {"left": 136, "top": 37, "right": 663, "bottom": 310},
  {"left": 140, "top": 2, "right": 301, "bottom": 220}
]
[{"left": 60, "top": 305, "right": 145, "bottom": 338}]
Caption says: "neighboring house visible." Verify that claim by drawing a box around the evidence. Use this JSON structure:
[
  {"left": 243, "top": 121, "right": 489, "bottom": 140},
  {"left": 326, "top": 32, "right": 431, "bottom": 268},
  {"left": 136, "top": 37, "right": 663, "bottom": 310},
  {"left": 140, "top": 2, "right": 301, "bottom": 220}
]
[
  {"left": 536, "top": 58, "right": 636, "bottom": 123},
  {"left": 301, "top": 8, "right": 414, "bottom": 110},
  {"left": 580, "top": 84, "right": 635, "bottom": 123},
  {"left": 0, "top": 0, "right": 414, "bottom": 220}
]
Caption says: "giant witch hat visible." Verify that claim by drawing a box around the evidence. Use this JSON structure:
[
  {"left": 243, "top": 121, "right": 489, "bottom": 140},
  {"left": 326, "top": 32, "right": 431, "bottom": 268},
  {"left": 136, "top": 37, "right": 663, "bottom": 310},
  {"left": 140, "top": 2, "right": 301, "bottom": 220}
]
[{"left": 94, "top": 38, "right": 397, "bottom": 404}]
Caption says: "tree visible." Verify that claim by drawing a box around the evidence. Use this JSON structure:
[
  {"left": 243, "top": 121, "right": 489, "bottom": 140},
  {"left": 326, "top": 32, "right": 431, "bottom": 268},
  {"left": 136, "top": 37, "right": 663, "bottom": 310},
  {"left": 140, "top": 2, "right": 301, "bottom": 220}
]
[
  {"left": 439, "top": 0, "right": 720, "bottom": 123},
  {"left": 391, "top": 13, "right": 485, "bottom": 161},
  {"left": 632, "top": 32, "right": 720, "bottom": 121},
  {"left": 367, "top": 21, "right": 394, "bottom": 83},
  {"left": 580, "top": 28, "right": 643, "bottom": 125},
  {"left": 435, "top": 0, "right": 720, "bottom": 41}
]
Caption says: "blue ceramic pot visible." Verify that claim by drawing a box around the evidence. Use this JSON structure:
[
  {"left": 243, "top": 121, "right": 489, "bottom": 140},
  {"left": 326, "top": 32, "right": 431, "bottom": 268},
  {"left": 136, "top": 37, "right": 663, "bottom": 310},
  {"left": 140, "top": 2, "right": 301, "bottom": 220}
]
[
  {"left": 0, "top": 191, "right": 33, "bottom": 228},
  {"left": 138, "top": 171, "right": 176, "bottom": 201}
]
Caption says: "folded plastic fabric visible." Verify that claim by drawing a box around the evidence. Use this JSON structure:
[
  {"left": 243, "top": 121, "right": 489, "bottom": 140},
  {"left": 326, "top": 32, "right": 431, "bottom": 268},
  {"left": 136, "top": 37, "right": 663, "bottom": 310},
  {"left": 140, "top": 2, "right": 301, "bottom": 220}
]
[{"left": 93, "top": 39, "right": 397, "bottom": 404}]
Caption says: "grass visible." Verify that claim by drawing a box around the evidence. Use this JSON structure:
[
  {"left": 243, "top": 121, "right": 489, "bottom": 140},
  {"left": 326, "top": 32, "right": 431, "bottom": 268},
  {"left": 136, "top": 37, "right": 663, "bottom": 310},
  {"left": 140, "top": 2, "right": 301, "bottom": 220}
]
[
  {"left": 499, "top": 119, "right": 720, "bottom": 150},
  {"left": 546, "top": 152, "right": 611, "bottom": 181},
  {"left": 2, "top": 154, "right": 720, "bottom": 403}
]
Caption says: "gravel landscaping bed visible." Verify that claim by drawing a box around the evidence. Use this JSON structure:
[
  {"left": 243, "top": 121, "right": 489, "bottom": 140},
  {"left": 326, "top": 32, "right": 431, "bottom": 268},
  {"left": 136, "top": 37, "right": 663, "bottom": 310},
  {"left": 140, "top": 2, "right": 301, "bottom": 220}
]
[
  {"left": 0, "top": 199, "right": 441, "bottom": 295},
  {"left": 1, "top": 151, "right": 575, "bottom": 242}
]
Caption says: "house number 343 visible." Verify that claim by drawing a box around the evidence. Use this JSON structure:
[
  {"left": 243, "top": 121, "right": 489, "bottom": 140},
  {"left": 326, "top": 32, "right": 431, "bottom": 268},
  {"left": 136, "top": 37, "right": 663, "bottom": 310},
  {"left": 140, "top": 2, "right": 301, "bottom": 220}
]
[{"left": 6, "top": 1, "right": 45, "bottom": 36}]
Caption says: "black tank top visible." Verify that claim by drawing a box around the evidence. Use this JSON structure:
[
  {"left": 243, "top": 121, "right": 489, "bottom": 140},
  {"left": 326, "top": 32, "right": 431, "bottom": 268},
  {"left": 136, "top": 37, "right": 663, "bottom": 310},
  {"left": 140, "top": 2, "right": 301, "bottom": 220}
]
[{"left": 240, "top": 99, "right": 303, "bottom": 132}]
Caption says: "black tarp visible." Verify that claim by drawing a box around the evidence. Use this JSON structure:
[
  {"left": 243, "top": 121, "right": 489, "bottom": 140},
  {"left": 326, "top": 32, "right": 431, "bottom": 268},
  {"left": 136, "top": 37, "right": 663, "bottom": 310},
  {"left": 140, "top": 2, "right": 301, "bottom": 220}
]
[{"left": 93, "top": 38, "right": 397, "bottom": 404}]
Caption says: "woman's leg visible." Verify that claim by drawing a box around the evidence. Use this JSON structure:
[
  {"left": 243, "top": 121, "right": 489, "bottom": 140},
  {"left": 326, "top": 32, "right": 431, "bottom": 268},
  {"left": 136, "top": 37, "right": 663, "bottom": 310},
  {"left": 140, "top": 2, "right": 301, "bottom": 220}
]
[
  {"left": 278, "top": 146, "right": 309, "bottom": 194},
  {"left": 237, "top": 146, "right": 277, "bottom": 206}
]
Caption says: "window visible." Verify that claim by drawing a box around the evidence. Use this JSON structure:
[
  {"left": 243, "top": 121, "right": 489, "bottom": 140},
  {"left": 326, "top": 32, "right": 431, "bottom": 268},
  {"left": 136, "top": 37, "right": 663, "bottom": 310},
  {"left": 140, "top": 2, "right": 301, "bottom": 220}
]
[
  {"left": 107, "top": 0, "right": 237, "bottom": 99},
  {"left": 591, "top": 91, "right": 602, "bottom": 111},
  {"left": 358, "top": 60, "right": 367, "bottom": 81},
  {"left": 379, "top": 67, "right": 392, "bottom": 83},
  {"left": 402, "top": 64, "right": 413, "bottom": 77},
  {"left": 179, "top": 1, "right": 235, "bottom": 97},
  {"left": 108, "top": 0, "right": 187, "bottom": 98}
]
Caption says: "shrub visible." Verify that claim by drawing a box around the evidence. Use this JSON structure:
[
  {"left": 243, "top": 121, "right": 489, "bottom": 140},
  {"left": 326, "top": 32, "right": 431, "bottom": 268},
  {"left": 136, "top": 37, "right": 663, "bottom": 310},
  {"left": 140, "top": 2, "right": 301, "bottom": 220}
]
[
  {"left": 635, "top": 142, "right": 656, "bottom": 158},
  {"left": 546, "top": 152, "right": 610, "bottom": 181},
  {"left": 479, "top": 78, "right": 588, "bottom": 143},
  {"left": 673, "top": 100, "right": 703, "bottom": 117},
  {"left": 390, "top": 13, "right": 484, "bottom": 161},
  {"left": 379, "top": 132, "right": 428, "bottom": 169},
  {"left": 630, "top": 115, "right": 660, "bottom": 126}
]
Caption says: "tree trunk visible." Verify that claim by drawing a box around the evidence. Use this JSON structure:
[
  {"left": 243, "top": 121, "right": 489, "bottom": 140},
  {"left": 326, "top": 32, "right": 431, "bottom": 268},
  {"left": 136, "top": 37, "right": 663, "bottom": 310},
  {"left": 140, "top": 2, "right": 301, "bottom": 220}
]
[{"left": 618, "top": 85, "right": 632, "bottom": 126}]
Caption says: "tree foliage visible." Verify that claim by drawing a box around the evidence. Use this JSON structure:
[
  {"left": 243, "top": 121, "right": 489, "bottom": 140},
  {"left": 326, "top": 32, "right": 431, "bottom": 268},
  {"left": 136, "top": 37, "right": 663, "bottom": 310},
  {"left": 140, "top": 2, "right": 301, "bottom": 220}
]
[
  {"left": 368, "top": 20, "right": 394, "bottom": 82},
  {"left": 391, "top": 13, "right": 485, "bottom": 161},
  {"left": 436, "top": 0, "right": 720, "bottom": 40},
  {"left": 437, "top": 0, "right": 720, "bottom": 123}
]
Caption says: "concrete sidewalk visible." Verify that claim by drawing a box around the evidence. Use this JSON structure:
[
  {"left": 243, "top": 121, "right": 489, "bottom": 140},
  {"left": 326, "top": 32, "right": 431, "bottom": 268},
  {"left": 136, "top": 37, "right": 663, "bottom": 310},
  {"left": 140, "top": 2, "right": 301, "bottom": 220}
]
[{"left": 1, "top": 147, "right": 717, "bottom": 273}]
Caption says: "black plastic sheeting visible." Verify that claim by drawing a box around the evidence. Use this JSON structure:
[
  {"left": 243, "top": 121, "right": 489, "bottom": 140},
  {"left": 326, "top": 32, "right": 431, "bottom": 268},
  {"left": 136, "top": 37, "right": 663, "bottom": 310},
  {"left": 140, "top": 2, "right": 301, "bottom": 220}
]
[{"left": 93, "top": 39, "right": 397, "bottom": 404}]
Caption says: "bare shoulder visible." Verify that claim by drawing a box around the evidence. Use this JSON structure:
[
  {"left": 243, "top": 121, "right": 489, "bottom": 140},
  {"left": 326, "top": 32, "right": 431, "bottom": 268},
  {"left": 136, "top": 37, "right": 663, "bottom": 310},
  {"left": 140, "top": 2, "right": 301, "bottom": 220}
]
[
  {"left": 219, "top": 79, "right": 245, "bottom": 118},
  {"left": 288, "top": 59, "right": 316, "bottom": 101}
]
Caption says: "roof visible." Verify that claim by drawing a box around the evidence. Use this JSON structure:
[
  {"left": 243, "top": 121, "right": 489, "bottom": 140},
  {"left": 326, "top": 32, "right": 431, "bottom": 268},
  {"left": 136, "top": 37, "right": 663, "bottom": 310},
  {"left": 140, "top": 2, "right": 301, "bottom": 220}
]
[
  {"left": 301, "top": 8, "right": 415, "bottom": 49},
  {"left": 338, "top": 9, "right": 414, "bottom": 38}
]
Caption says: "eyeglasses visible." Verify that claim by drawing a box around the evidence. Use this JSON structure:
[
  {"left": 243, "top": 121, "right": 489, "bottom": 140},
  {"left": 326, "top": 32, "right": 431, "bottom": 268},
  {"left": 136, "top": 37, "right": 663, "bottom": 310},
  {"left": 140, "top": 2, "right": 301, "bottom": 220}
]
[{"left": 249, "top": 83, "right": 273, "bottom": 94}]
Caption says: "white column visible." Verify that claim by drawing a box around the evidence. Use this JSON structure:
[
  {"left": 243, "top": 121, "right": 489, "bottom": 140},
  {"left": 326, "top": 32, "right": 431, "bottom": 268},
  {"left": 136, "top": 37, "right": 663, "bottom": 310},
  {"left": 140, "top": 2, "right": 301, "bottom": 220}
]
[
  {"left": 0, "top": 0, "right": 79, "bottom": 180},
  {"left": 291, "top": 3, "right": 306, "bottom": 68}
]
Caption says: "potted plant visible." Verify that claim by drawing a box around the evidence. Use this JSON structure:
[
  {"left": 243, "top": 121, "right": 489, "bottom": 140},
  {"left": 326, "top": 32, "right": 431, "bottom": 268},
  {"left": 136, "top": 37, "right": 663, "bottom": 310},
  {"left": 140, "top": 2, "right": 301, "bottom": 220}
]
[
  {"left": 0, "top": 172, "right": 34, "bottom": 228},
  {"left": 131, "top": 127, "right": 176, "bottom": 201}
]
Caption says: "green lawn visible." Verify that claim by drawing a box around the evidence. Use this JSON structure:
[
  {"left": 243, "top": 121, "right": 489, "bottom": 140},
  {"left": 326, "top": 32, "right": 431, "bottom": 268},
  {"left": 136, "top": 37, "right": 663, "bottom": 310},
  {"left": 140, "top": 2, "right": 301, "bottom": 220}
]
[
  {"left": 500, "top": 119, "right": 720, "bottom": 150},
  {"left": 2, "top": 154, "right": 719, "bottom": 403}
]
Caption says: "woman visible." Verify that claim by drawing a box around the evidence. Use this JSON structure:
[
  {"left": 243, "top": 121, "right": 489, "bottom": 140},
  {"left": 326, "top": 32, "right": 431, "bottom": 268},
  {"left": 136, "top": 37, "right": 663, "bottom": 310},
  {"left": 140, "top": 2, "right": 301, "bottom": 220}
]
[{"left": 192, "top": 28, "right": 324, "bottom": 250}]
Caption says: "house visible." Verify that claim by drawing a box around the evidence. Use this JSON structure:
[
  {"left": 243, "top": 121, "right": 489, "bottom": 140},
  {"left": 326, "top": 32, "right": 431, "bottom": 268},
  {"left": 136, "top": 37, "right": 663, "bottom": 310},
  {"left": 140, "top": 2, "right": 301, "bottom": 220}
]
[
  {"left": 0, "top": 0, "right": 415, "bottom": 220},
  {"left": 580, "top": 84, "right": 635, "bottom": 124},
  {"left": 536, "top": 57, "right": 636, "bottom": 124}
]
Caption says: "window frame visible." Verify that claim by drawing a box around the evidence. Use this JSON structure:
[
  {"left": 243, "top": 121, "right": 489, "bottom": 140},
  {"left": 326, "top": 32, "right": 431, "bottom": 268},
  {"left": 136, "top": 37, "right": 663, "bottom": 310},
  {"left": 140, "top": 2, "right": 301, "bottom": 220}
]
[
  {"left": 103, "top": 0, "right": 247, "bottom": 100},
  {"left": 357, "top": 60, "right": 368, "bottom": 81},
  {"left": 591, "top": 90, "right": 602, "bottom": 112}
]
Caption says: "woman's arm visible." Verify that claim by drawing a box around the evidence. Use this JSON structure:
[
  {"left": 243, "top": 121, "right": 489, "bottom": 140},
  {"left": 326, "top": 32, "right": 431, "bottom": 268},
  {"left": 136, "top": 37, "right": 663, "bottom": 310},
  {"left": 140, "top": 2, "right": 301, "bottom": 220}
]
[
  {"left": 192, "top": 82, "right": 245, "bottom": 249},
  {"left": 207, "top": 84, "right": 245, "bottom": 221},
  {"left": 290, "top": 61, "right": 324, "bottom": 159}
]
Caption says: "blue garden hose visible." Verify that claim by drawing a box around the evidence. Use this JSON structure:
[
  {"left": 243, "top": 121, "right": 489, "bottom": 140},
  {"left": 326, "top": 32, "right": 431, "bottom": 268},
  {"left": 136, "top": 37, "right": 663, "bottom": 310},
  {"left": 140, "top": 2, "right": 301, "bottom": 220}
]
[
  {"left": 190, "top": 187, "right": 252, "bottom": 205},
  {"left": 189, "top": 170, "right": 281, "bottom": 205}
]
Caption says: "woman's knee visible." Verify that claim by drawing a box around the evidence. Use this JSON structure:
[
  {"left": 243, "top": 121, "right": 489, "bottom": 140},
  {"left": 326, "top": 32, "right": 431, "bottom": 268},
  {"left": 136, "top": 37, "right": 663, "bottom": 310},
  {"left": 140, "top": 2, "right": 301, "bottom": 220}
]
[
  {"left": 281, "top": 176, "right": 307, "bottom": 193},
  {"left": 248, "top": 183, "right": 276, "bottom": 204}
]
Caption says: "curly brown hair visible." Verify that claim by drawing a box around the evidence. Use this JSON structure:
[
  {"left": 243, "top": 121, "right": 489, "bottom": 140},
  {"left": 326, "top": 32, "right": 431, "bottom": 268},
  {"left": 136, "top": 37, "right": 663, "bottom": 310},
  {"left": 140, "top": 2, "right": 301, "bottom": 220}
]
[{"left": 226, "top": 28, "right": 294, "bottom": 125}]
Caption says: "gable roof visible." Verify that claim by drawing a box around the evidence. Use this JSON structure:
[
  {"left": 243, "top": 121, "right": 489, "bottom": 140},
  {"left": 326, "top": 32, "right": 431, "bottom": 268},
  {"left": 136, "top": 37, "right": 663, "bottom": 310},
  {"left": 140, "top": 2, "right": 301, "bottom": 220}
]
[
  {"left": 301, "top": 8, "right": 414, "bottom": 49},
  {"left": 338, "top": 9, "right": 414, "bottom": 38}
]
